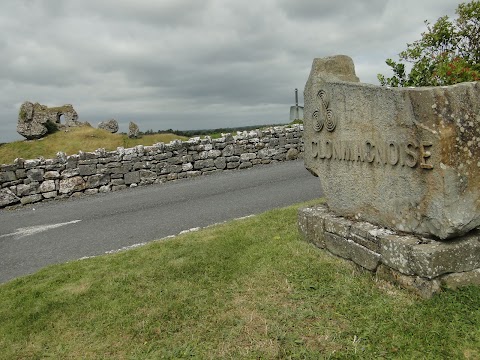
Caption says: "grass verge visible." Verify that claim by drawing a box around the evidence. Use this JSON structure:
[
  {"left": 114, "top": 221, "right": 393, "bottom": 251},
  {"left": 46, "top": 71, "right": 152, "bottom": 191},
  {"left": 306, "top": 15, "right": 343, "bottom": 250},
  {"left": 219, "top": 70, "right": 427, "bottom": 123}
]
[
  {"left": 0, "top": 127, "right": 187, "bottom": 165},
  {"left": 1, "top": 201, "right": 479, "bottom": 359}
]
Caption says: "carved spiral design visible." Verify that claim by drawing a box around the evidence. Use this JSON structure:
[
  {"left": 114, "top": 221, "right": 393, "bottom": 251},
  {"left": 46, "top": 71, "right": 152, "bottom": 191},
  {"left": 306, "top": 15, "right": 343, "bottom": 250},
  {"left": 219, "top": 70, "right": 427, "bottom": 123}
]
[
  {"left": 312, "top": 109, "right": 323, "bottom": 132},
  {"left": 325, "top": 109, "right": 336, "bottom": 132},
  {"left": 311, "top": 89, "right": 336, "bottom": 132},
  {"left": 317, "top": 90, "right": 328, "bottom": 108}
]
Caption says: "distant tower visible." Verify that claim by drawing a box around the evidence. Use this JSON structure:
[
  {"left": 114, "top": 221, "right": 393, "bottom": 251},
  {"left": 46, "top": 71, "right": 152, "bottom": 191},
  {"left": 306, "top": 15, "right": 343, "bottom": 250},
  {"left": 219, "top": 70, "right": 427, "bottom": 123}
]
[{"left": 289, "top": 88, "right": 304, "bottom": 122}]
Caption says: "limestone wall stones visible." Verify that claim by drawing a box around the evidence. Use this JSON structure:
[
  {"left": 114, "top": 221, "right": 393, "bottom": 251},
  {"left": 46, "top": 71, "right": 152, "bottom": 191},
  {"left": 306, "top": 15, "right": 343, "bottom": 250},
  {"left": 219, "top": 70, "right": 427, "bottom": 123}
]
[
  {"left": 304, "top": 55, "right": 480, "bottom": 239},
  {"left": 0, "top": 125, "right": 303, "bottom": 208}
]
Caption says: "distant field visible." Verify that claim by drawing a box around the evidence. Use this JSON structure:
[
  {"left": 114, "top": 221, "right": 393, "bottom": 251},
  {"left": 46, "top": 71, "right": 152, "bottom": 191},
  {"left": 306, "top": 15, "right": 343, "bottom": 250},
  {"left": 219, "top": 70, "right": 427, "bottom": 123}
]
[{"left": 0, "top": 127, "right": 187, "bottom": 165}]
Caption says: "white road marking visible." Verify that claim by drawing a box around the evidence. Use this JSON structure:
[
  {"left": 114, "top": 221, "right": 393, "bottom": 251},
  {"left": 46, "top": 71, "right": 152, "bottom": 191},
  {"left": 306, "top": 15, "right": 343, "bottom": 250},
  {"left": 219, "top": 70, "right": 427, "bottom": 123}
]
[
  {"left": 77, "top": 215, "right": 255, "bottom": 261},
  {"left": 0, "top": 220, "right": 82, "bottom": 239}
]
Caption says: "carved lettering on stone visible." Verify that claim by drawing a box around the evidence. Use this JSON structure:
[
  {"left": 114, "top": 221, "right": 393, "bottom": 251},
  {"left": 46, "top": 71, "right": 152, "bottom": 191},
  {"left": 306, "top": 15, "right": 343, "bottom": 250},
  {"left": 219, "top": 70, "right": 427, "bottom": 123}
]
[{"left": 304, "top": 55, "right": 480, "bottom": 239}]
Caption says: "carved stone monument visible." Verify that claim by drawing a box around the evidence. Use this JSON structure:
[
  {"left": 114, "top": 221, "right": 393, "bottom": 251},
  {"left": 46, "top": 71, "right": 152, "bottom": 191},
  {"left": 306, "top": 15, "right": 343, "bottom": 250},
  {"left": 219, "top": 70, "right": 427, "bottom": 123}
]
[{"left": 298, "top": 55, "right": 480, "bottom": 297}]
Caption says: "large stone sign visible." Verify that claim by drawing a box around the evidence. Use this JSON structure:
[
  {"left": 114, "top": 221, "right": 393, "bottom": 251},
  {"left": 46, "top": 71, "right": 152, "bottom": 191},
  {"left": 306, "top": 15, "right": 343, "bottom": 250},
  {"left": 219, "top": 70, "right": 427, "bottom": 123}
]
[
  {"left": 303, "top": 55, "right": 480, "bottom": 240},
  {"left": 299, "top": 55, "right": 480, "bottom": 297},
  {"left": 17, "top": 101, "right": 82, "bottom": 140}
]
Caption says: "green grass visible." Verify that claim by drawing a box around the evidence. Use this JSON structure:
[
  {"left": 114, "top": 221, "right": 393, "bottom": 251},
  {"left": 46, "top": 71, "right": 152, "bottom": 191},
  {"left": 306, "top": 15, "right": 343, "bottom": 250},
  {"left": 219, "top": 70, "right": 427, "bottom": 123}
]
[
  {"left": 0, "top": 127, "right": 187, "bottom": 165},
  {"left": 1, "top": 201, "right": 479, "bottom": 359}
]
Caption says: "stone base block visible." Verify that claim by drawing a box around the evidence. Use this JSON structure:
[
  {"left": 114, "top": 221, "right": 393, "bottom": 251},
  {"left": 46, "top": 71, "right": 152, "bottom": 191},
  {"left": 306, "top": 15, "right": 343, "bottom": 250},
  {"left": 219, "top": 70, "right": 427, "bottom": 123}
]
[{"left": 298, "top": 205, "right": 480, "bottom": 298}]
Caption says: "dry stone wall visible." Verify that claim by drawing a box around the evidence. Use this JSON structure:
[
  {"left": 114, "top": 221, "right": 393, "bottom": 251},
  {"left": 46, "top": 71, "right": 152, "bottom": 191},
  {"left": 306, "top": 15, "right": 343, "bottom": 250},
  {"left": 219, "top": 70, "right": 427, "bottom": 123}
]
[{"left": 0, "top": 125, "right": 303, "bottom": 208}]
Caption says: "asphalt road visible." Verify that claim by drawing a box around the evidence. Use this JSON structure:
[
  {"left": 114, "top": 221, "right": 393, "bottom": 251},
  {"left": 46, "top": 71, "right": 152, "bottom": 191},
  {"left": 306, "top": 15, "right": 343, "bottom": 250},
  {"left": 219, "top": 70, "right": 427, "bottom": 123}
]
[{"left": 0, "top": 160, "right": 323, "bottom": 284}]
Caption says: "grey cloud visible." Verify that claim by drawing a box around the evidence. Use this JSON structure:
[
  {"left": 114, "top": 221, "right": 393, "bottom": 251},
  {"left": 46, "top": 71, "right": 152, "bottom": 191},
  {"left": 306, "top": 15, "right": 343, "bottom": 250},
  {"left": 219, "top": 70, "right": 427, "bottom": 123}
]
[
  {"left": 0, "top": 0, "right": 465, "bottom": 144},
  {"left": 278, "top": 0, "right": 387, "bottom": 21}
]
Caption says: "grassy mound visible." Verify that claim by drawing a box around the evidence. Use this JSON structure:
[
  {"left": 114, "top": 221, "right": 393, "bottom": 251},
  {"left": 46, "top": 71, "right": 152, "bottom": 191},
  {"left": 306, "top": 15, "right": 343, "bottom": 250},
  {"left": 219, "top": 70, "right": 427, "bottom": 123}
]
[
  {"left": 0, "top": 127, "right": 187, "bottom": 165},
  {"left": 1, "top": 201, "right": 479, "bottom": 359}
]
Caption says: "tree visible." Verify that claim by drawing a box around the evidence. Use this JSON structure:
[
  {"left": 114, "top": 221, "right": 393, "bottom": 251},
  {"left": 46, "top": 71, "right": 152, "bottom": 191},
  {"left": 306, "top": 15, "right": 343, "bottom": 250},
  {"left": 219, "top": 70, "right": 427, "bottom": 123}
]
[{"left": 378, "top": 0, "right": 480, "bottom": 87}]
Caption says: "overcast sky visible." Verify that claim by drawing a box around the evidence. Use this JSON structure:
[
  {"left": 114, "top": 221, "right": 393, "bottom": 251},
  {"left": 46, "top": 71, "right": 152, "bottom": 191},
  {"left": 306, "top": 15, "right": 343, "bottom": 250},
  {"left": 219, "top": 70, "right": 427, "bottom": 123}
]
[{"left": 0, "top": 0, "right": 459, "bottom": 143}]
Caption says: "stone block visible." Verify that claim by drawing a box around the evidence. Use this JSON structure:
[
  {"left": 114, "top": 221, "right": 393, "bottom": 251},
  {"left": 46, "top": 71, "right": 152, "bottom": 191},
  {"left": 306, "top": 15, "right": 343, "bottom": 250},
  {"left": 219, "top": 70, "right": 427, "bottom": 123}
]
[
  {"left": 86, "top": 174, "right": 110, "bottom": 188},
  {"left": 409, "top": 231, "right": 480, "bottom": 279},
  {"left": 110, "top": 165, "right": 131, "bottom": 174},
  {"left": 99, "top": 185, "right": 111, "bottom": 193},
  {"left": 379, "top": 234, "right": 419, "bottom": 276},
  {"left": 299, "top": 204, "right": 480, "bottom": 296},
  {"left": 132, "top": 162, "right": 145, "bottom": 170},
  {"left": 208, "top": 150, "right": 222, "bottom": 158},
  {"left": 441, "top": 269, "right": 480, "bottom": 290},
  {"left": 39, "top": 180, "right": 56, "bottom": 193},
  {"left": 240, "top": 153, "right": 256, "bottom": 162},
  {"left": 139, "top": 170, "right": 157, "bottom": 181},
  {"left": 350, "top": 221, "right": 388, "bottom": 253},
  {"left": 182, "top": 163, "right": 194, "bottom": 172},
  {"left": 15, "top": 169, "right": 27, "bottom": 179},
  {"left": 323, "top": 215, "right": 351, "bottom": 238},
  {"left": 124, "top": 171, "right": 140, "bottom": 185},
  {"left": 59, "top": 176, "right": 85, "bottom": 194},
  {"left": 227, "top": 162, "right": 240, "bottom": 169},
  {"left": 42, "top": 191, "right": 58, "bottom": 199},
  {"left": 187, "top": 171, "right": 201, "bottom": 178},
  {"left": 111, "top": 179, "right": 125, "bottom": 186},
  {"left": 85, "top": 189, "right": 99, "bottom": 195},
  {"left": 154, "top": 152, "right": 172, "bottom": 161},
  {"left": 24, "top": 159, "right": 40, "bottom": 169},
  {"left": 0, "top": 171, "right": 16, "bottom": 182},
  {"left": 16, "top": 183, "right": 39, "bottom": 196},
  {"left": 298, "top": 206, "right": 327, "bottom": 248},
  {"left": 0, "top": 188, "right": 20, "bottom": 207},
  {"left": 44, "top": 171, "right": 60, "bottom": 180},
  {"left": 27, "top": 169, "right": 44, "bottom": 182},
  {"left": 198, "top": 150, "right": 209, "bottom": 159},
  {"left": 61, "top": 169, "right": 80, "bottom": 178},
  {"left": 222, "top": 145, "right": 235, "bottom": 157},
  {"left": 376, "top": 264, "right": 441, "bottom": 299},
  {"left": 78, "top": 164, "right": 96, "bottom": 176},
  {"left": 325, "top": 232, "right": 380, "bottom": 271},
  {"left": 65, "top": 156, "right": 78, "bottom": 169},
  {"left": 194, "top": 159, "right": 214, "bottom": 170},
  {"left": 239, "top": 162, "right": 252, "bottom": 169},
  {"left": 70, "top": 192, "right": 84, "bottom": 198},
  {"left": 78, "top": 159, "right": 98, "bottom": 165},
  {"left": 20, "top": 194, "right": 43, "bottom": 205},
  {"left": 304, "top": 55, "right": 480, "bottom": 239},
  {"left": 182, "top": 154, "right": 193, "bottom": 163},
  {"left": 286, "top": 148, "right": 299, "bottom": 160},
  {"left": 226, "top": 156, "right": 240, "bottom": 162},
  {"left": 167, "top": 156, "right": 183, "bottom": 165},
  {"left": 163, "top": 164, "right": 182, "bottom": 174},
  {"left": 96, "top": 164, "right": 108, "bottom": 174},
  {"left": 0, "top": 164, "right": 16, "bottom": 171},
  {"left": 106, "top": 161, "right": 121, "bottom": 168},
  {"left": 257, "top": 149, "right": 277, "bottom": 159}
]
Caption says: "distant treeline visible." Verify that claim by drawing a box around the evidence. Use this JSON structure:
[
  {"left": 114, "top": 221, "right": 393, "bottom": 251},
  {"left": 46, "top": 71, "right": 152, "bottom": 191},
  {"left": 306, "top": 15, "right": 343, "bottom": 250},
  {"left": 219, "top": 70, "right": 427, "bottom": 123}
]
[{"left": 140, "top": 124, "right": 292, "bottom": 137}]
